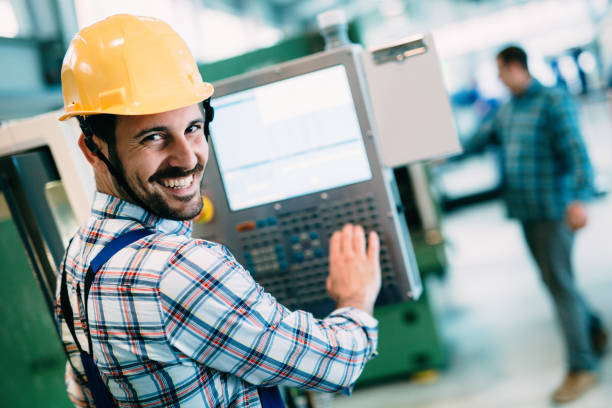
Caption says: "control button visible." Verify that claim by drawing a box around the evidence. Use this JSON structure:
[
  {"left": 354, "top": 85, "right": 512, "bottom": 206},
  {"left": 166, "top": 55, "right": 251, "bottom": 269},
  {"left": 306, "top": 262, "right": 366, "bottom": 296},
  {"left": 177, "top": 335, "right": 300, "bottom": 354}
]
[
  {"left": 244, "top": 251, "right": 253, "bottom": 260},
  {"left": 304, "top": 249, "right": 314, "bottom": 258},
  {"left": 266, "top": 216, "right": 277, "bottom": 226},
  {"left": 279, "top": 261, "right": 289, "bottom": 271},
  {"left": 299, "top": 232, "right": 309, "bottom": 241},
  {"left": 309, "top": 231, "right": 319, "bottom": 240},
  {"left": 236, "top": 221, "right": 256, "bottom": 232},
  {"left": 314, "top": 248, "right": 324, "bottom": 258},
  {"left": 290, "top": 234, "right": 299, "bottom": 244},
  {"left": 294, "top": 252, "right": 304, "bottom": 263},
  {"left": 311, "top": 239, "right": 321, "bottom": 247},
  {"left": 274, "top": 244, "right": 284, "bottom": 253},
  {"left": 256, "top": 219, "right": 267, "bottom": 228},
  {"left": 292, "top": 243, "right": 302, "bottom": 252}
]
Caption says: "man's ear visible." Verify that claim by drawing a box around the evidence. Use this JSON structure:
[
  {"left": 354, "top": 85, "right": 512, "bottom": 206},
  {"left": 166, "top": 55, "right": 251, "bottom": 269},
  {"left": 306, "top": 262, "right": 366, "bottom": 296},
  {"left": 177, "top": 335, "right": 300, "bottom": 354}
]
[{"left": 78, "top": 133, "right": 108, "bottom": 174}]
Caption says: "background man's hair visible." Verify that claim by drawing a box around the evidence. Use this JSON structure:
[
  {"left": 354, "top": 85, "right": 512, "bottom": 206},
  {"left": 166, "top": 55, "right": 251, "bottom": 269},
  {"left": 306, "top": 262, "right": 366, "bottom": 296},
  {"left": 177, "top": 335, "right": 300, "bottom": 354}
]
[{"left": 497, "top": 45, "right": 528, "bottom": 71}]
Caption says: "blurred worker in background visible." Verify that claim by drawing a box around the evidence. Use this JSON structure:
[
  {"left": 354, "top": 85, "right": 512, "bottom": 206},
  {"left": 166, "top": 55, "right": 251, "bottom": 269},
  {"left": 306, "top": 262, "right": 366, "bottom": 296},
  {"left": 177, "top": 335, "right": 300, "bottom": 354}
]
[
  {"left": 55, "top": 14, "right": 381, "bottom": 407},
  {"left": 466, "top": 45, "right": 607, "bottom": 403}
]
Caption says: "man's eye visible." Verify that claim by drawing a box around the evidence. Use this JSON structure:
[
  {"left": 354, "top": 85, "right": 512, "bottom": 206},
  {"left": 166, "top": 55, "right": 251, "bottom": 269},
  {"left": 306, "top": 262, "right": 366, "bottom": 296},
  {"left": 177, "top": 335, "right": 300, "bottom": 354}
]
[
  {"left": 143, "top": 133, "right": 163, "bottom": 143},
  {"left": 186, "top": 124, "right": 202, "bottom": 134}
]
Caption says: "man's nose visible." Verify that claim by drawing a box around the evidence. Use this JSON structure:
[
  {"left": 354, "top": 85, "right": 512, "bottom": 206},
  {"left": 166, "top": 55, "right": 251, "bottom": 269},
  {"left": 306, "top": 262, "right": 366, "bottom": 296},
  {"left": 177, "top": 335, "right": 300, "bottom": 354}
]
[{"left": 167, "top": 134, "right": 198, "bottom": 170}]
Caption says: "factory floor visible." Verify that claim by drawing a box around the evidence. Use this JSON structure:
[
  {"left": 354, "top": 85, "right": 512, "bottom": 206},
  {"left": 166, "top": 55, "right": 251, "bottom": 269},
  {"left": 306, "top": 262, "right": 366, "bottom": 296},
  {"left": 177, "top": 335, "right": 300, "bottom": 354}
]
[
  {"left": 332, "top": 97, "right": 612, "bottom": 408},
  {"left": 331, "top": 195, "right": 612, "bottom": 408}
]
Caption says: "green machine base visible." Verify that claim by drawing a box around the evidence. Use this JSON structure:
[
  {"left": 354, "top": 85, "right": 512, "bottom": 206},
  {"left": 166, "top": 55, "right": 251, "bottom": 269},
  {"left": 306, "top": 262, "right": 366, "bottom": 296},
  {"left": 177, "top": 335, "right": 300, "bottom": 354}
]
[{"left": 356, "top": 285, "right": 446, "bottom": 386}]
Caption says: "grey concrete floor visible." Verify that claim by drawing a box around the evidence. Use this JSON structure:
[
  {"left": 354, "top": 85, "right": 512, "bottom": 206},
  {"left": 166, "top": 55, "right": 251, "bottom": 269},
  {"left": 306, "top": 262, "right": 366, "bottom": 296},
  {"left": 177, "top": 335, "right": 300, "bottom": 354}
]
[{"left": 331, "top": 98, "right": 612, "bottom": 408}]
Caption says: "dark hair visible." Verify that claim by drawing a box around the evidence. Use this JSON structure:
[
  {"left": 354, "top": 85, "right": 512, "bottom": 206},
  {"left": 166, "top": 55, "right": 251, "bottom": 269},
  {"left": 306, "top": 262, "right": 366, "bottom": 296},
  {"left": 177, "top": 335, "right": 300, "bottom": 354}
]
[
  {"left": 497, "top": 46, "right": 528, "bottom": 71},
  {"left": 78, "top": 114, "right": 117, "bottom": 145},
  {"left": 77, "top": 114, "right": 123, "bottom": 176}
]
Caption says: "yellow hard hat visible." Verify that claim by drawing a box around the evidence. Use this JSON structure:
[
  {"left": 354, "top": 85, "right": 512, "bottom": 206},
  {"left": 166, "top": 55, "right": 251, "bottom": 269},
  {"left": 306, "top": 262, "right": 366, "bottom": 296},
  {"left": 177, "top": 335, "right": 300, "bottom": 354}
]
[{"left": 59, "top": 14, "right": 213, "bottom": 121}]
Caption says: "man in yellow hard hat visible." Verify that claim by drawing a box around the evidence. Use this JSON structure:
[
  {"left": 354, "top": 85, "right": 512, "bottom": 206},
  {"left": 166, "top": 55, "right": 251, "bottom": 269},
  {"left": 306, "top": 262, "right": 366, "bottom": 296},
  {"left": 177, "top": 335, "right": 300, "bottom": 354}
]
[{"left": 55, "top": 14, "right": 381, "bottom": 408}]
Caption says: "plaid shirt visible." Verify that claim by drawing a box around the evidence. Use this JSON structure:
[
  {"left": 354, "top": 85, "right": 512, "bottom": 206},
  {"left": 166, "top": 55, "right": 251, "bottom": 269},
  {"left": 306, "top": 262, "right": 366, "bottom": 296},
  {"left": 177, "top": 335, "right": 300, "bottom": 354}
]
[
  {"left": 469, "top": 79, "right": 594, "bottom": 220},
  {"left": 55, "top": 192, "right": 378, "bottom": 407}
]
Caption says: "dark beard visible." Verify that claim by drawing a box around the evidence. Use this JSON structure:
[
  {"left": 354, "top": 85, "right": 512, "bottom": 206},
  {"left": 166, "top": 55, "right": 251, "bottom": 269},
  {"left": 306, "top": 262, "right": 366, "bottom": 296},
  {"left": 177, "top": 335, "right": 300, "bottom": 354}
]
[
  {"left": 109, "top": 149, "right": 204, "bottom": 221},
  {"left": 140, "top": 189, "right": 203, "bottom": 221}
]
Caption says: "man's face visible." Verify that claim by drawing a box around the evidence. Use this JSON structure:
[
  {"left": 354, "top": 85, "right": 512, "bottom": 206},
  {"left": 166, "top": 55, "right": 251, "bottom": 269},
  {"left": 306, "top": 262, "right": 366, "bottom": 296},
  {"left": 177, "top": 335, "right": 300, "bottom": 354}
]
[
  {"left": 496, "top": 58, "right": 513, "bottom": 90},
  {"left": 113, "top": 104, "right": 208, "bottom": 220},
  {"left": 497, "top": 58, "right": 523, "bottom": 94}
]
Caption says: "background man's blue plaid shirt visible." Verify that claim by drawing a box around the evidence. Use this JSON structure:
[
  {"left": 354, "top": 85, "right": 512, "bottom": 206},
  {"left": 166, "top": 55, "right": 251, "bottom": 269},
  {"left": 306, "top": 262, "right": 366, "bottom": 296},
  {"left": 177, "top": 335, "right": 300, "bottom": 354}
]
[
  {"left": 55, "top": 192, "right": 378, "bottom": 407},
  {"left": 468, "top": 79, "right": 594, "bottom": 220}
]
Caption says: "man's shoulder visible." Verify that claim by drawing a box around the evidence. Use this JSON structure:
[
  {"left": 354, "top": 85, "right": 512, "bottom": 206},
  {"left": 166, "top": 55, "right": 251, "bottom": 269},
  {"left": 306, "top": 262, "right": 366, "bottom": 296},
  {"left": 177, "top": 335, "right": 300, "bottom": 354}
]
[
  {"left": 148, "top": 232, "right": 232, "bottom": 259},
  {"left": 537, "top": 83, "right": 570, "bottom": 103}
]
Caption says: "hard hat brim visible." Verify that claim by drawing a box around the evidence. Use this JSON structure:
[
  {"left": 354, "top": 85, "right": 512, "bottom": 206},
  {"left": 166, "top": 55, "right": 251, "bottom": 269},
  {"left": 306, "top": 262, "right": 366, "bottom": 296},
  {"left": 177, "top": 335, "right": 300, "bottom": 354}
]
[{"left": 59, "top": 82, "right": 214, "bottom": 121}]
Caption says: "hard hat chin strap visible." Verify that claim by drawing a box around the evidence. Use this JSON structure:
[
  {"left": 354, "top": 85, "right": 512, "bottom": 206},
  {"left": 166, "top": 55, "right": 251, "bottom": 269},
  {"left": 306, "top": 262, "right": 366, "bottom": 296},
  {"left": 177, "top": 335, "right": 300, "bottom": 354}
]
[
  {"left": 202, "top": 98, "right": 214, "bottom": 140},
  {"left": 78, "top": 116, "right": 149, "bottom": 210}
]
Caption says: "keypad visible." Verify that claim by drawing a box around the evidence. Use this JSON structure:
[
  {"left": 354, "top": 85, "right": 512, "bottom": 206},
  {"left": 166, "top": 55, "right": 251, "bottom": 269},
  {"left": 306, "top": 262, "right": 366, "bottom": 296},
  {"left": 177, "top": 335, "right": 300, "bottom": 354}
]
[{"left": 237, "top": 195, "right": 398, "bottom": 312}]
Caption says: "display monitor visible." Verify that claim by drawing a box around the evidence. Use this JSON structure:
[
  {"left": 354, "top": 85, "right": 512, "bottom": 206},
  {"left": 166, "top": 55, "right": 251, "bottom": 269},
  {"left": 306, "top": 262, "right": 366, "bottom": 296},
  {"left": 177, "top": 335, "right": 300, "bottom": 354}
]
[{"left": 211, "top": 65, "right": 372, "bottom": 211}]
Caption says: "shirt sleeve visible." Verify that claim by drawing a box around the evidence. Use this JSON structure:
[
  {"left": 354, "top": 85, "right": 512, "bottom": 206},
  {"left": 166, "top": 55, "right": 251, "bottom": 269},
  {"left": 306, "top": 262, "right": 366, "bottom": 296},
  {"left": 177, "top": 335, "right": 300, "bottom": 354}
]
[
  {"left": 159, "top": 241, "right": 378, "bottom": 394},
  {"left": 463, "top": 108, "right": 501, "bottom": 154},
  {"left": 547, "top": 90, "right": 595, "bottom": 201},
  {"left": 64, "top": 360, "right": 93, "bottom": 407}
]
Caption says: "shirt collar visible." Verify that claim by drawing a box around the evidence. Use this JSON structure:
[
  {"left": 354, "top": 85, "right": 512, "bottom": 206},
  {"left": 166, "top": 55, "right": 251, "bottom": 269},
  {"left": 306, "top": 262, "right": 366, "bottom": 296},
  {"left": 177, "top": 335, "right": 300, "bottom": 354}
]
[{"left": 91, "top": 191, "right": 193, "bottom": 236}]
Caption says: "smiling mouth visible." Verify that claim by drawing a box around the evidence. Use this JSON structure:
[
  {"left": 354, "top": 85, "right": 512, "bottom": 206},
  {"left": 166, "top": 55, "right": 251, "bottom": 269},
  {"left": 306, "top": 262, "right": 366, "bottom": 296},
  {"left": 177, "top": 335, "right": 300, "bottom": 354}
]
[{"left": 159, "top": 174, "right": 195, "bottom": 189}]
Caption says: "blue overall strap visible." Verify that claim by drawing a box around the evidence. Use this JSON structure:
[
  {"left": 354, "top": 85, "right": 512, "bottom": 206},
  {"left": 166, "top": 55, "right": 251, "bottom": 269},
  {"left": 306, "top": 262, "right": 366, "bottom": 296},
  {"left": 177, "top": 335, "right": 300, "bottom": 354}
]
[{"left": 258, "top": 386, "right": 285, "bottom": 408}]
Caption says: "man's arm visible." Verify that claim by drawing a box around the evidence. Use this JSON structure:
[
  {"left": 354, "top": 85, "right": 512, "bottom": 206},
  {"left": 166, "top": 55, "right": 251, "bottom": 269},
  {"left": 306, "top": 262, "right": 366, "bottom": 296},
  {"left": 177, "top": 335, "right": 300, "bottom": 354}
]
[
  {"left": 548, "top": 90, "right": 595, "bottom": 229},
  {"left": 64, "top": 360, "right": 92, "bottom": 407},
  {"left": 462, "top": 107, "right": 501, "bottom": 154},
  {"left": 159, "top": 229, "right": 379, "bottom": 394}
]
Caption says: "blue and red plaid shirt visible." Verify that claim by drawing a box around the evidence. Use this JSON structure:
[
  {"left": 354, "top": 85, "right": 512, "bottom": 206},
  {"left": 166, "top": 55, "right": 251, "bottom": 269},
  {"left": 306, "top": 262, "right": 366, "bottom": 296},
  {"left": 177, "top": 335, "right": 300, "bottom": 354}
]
[{"left": 55, "top": 192, "right": 378, "bottom": 407}]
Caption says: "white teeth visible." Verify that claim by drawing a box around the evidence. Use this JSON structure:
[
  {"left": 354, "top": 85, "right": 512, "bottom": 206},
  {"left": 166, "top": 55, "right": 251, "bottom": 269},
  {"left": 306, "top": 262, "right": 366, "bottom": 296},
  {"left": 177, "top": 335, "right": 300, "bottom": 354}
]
[{"left": 161, "top": 175, "right": 193, "bottom": 188}]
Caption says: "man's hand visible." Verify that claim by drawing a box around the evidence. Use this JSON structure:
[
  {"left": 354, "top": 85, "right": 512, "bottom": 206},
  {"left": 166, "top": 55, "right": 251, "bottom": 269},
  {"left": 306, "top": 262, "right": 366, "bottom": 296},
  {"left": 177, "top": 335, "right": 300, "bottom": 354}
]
[
  {"left": 326, "top": 224, "right": 381, "bottom": 315},
  {"left": 565, "top": 201, "right": 588, "bottom": 231}
]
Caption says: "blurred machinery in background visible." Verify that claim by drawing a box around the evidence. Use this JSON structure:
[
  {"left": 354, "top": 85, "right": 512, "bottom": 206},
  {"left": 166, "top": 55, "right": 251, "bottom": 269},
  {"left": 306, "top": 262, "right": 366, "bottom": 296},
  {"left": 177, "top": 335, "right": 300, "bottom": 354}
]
[{"left": 0, "top": 115, "right": 89, "bottom": 408}]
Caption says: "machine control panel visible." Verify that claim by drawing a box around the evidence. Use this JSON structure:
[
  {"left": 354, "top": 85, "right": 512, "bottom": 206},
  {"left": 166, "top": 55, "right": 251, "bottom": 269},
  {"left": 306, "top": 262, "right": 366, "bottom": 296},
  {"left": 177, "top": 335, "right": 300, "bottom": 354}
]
[
  {"left": 194, "top": 45, "right": 422, "bottom": 317},
  {"left": 231, "top": 194, "right": 398, "bottom": 316}
]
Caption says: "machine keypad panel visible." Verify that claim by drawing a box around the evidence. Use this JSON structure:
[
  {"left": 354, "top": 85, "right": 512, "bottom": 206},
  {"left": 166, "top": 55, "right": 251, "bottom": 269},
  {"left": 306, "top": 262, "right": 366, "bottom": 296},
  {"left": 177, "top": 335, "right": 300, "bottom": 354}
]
[{"left": 236, "top": 195, "right": 398, "bottom": 315}]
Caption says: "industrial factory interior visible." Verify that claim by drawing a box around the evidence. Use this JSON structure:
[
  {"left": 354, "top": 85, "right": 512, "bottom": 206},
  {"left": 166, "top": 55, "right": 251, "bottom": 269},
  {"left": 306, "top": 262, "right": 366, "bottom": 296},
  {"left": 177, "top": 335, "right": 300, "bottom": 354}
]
[{"left": 1, "top": 0, "right": 612, "bottom": 407}]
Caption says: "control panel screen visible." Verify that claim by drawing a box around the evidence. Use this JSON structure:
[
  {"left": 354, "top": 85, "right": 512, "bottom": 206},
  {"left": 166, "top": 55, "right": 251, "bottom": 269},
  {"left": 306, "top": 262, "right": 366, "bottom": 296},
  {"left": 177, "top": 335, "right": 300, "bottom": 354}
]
[{"left": 211, "top": 65, "right": 373, "bottom": 211}]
